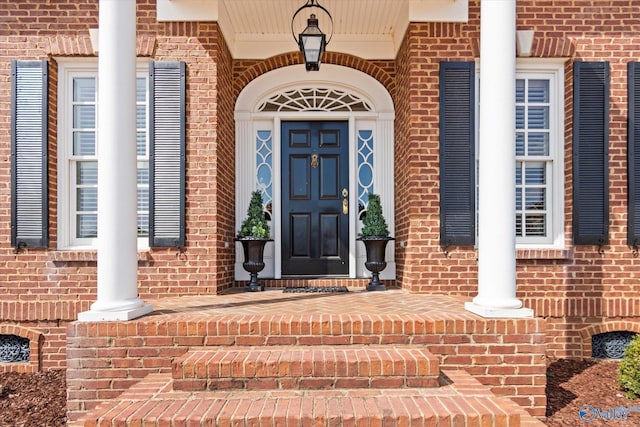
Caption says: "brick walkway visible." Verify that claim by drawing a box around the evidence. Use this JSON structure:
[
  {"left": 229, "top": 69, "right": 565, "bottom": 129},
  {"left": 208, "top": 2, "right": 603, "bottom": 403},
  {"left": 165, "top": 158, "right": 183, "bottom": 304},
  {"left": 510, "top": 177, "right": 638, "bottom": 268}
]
[{"left": 68, "top": 289, "right": 547, "bottom": 425}]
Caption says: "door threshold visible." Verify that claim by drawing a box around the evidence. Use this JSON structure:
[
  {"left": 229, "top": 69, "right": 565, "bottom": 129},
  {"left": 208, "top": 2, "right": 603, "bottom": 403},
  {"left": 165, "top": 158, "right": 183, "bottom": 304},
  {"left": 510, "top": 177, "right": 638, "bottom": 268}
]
[{"left": 281, "top": 275, "right": 351, "bottom": 279}]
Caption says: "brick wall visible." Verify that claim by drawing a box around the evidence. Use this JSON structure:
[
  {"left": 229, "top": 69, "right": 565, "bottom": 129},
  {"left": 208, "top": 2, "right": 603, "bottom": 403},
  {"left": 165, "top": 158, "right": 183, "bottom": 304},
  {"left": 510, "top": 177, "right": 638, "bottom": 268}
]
[{"left": 393, "top": 17, "right": 480, "bottom": 295}]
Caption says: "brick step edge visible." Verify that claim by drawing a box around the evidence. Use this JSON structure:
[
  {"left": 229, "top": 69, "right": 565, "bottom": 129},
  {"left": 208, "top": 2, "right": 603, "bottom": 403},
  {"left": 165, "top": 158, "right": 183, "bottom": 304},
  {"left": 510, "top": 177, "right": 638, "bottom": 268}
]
[
  {"left": 72, "top": 370, "right": 546, "bottom": 427},
  {"left": 172, "top": 345, "right": 440, "bottom": 391}
]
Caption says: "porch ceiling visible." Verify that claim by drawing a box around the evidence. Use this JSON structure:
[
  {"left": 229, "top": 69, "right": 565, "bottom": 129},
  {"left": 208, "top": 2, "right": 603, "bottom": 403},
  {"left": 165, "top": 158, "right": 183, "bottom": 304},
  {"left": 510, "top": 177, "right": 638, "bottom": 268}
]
[{"left": 156, "top": 0, "right": 469, "bottom": 59}]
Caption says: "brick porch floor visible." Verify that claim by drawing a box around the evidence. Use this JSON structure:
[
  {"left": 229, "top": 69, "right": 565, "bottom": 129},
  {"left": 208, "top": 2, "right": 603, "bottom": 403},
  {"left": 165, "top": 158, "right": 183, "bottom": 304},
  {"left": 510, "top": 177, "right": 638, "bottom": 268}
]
[{"left": 67, "top": 287, "right": 547, "bottom": 425}]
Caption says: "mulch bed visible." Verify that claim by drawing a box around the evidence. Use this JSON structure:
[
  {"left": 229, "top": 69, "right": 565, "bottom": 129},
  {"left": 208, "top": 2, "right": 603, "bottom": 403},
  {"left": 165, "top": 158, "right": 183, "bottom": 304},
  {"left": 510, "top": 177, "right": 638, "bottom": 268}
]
[
  {"left": 545, "top": 358, "right": 640, "bottom": 426},
  {"left": 0, "top": 369, "right": 66, "bottom": 427}
]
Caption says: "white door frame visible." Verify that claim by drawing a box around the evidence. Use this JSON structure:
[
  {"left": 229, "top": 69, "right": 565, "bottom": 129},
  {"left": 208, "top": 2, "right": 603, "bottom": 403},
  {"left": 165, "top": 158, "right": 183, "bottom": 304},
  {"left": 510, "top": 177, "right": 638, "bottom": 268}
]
[{"left": 235, "top": 64, "right": 395, "bottom": 280}]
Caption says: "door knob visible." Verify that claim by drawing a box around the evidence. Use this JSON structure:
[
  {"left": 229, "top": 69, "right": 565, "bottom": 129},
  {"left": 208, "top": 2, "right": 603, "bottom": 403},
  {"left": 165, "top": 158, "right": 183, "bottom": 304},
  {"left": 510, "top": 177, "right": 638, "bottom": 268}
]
[{"left": 342, "top": 188, "right": 349, "bottom": 214}]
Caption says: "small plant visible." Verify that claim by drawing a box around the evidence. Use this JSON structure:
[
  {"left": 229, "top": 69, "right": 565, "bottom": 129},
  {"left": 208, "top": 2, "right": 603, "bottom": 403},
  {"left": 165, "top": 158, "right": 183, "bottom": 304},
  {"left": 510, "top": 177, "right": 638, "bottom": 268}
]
[
  {"left": 237, "top": 191, "right": 270, "bottom": 239},
  {"left": 619, "top": 333, "right": 640, "bottom": 399},
  {"left": 360, "top": 193, "right": 390, "bottom": 238}
]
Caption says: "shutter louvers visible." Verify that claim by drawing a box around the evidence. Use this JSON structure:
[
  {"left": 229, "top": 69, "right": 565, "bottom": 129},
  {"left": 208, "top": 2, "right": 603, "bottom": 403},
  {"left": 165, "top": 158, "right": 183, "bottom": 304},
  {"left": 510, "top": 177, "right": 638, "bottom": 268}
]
[
  {"left": 11, "top": 60, "right": 48, "bottom": 249},
  {"left": 149, "top": 61, "right": 186, "bottom": 247},
  {"left": 629, "top": 62, "right": 640, "bottom": 246},
  {"left": 439, "top": 62, "right": 476, "bottom": 246},
  {"left": 573, "top": 61, "right": 609, "bottom": 245}
]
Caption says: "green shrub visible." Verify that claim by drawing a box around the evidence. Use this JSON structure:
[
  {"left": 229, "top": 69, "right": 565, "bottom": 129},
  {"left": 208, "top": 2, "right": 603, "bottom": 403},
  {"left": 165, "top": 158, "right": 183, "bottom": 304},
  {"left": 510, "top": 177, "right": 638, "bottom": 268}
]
[
  {"left": 237, "top": 191, "right": 270, "bottom": 239},
  {"left": 619, "top": 333, "right": 640, "bottom": 399},
  {"left": 360, "top": 193, "right": 390, "bottom": 238}
]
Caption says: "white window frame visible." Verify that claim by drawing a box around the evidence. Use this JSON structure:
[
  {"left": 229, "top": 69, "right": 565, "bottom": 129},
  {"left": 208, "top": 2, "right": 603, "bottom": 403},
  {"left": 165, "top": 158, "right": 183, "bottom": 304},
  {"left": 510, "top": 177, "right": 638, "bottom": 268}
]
[
  {"left": 57, "top": 58, "right": 150, "bottom": 250},
  {"left": 476, "top": 59, "right": 565, "bottom": 248}
]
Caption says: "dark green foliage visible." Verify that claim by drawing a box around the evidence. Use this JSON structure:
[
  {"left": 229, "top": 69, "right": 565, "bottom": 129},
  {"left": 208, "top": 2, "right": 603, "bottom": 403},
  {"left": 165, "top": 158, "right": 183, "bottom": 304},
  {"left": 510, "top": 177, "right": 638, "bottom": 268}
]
[
  {"left": 360, "top": 193, "right": 390, "bottom": 237},
  {"left": 619, "top": 333, "right": 640, "bottom": 399},
  {"left": 237, "top": 191, "right": 270, "bottom": 239}
]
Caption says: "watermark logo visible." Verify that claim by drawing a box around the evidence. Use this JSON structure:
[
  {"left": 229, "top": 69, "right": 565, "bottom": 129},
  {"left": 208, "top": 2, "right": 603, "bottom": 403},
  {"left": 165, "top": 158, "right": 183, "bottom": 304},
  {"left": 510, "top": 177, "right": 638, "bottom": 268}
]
[{"left": 579, "top": 405, "right": 640, "bottom": 422}]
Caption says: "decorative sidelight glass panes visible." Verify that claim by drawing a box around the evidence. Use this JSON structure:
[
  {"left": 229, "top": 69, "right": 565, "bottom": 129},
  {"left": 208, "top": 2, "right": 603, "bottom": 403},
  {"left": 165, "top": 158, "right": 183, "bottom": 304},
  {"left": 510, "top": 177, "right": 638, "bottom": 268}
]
[
  {"left": 256, "top": 130, "right": 273, "bottom": 216},
  {"left": 357, "top": 129, "right": 374, "bottom": 217}
]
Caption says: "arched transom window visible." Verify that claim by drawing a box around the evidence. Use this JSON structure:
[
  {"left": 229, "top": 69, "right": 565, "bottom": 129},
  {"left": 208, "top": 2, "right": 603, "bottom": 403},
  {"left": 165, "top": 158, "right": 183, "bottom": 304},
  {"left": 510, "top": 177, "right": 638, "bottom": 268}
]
[{"left": 257, "top": 88, "right": 373, "bottom": 112}]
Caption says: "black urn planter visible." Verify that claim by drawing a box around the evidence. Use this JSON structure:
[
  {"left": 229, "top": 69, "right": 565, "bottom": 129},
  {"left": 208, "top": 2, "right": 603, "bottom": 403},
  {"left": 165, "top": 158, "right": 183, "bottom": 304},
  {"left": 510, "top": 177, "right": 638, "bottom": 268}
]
[
  {"left": 358, "top": 236, "right": 394, "bottom": 291},
  {"left": 237, "top": 238, "right": 272, "bottom": 292}
]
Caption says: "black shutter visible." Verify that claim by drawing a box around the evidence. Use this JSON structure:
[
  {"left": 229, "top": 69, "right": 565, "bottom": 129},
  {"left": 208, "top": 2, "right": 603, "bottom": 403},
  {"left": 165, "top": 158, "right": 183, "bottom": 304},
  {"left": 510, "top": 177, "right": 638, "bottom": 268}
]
[
  {"left": 149, "top": 61, "right": 186, "bottom": 247},
  {"left": 629, "top": 62, "right": 640, "bottom": 246},
  {"left": 439, "top": 62, "right": 476, "bottom": 246},
  {"left": 573, "top": 61, "right": 609, "bottom": 245},
  {"left": 11, "top": 60, "right": 48, "bottom": 249}
]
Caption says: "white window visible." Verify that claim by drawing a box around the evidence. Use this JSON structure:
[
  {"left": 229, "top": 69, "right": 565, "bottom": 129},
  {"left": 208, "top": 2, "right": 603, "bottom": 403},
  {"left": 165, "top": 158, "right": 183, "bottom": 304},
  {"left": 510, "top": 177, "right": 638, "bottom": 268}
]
[
  {"left": 477, "top": 60, "right": 565, "bottom": 247},
  {"left": 57, "top": 59, "right": 150, "bottom": 249}
]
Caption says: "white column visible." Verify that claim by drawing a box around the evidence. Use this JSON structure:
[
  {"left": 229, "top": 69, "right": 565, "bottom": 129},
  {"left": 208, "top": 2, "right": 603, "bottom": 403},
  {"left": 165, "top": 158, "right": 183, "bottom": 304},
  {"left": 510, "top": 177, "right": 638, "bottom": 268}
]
[
  {"left": 79, "top": 0, "right": 152, "bottom": 321},
  {"left": 465, "top": 0, "right": 532, "bottom": 318}
]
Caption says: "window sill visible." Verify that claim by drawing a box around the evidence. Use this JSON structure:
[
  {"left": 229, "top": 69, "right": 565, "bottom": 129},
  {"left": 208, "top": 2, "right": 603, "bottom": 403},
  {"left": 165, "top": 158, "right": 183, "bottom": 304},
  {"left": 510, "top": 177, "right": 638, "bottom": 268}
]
[
  {"left": 49, "top": 250, "right": 152, "bottom": 263},
  {"left": 516, "top": 248, "right": 572, "bottom": 260}
]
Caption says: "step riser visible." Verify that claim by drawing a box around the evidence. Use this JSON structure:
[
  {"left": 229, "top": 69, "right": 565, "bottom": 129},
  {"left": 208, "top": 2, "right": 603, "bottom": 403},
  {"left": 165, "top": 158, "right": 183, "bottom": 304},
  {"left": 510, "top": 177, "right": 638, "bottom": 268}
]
[
  {"left": 173, "top": 345, "right": 440, "bottom": 391},
  {"left": 174, "top": 376, "right": 440, "bottom": 391}
]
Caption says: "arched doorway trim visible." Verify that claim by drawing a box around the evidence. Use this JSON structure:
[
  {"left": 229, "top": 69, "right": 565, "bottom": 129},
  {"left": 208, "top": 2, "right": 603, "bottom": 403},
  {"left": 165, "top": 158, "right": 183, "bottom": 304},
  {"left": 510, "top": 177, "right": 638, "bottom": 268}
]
[
  {"left": 236, "top": 64, "right": 394, "bottom": 114},
  {"left": 235, "top": 64, "right": 395, "bottom": 280}
]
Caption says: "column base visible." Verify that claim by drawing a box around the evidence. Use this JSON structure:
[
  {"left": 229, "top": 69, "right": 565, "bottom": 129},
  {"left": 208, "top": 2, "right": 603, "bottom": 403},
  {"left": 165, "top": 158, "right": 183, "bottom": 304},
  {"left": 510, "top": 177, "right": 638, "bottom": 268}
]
[
  {"left": 465, "top": 301, "right": 534, "bottom": 318},
  {"left": 78, "top": 303, "right": 153, "bottom": 321}
]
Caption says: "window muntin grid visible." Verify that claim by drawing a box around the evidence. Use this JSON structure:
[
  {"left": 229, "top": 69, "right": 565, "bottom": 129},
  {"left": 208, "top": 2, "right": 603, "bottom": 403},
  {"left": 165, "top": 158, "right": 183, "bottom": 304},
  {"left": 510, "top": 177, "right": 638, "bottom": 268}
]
[
  {"left": 476, "top": 66, "right": 562, "bottom": 247},
  {"left": 68, "top": 74, "right": 149, "bottom": 244},
  {"left": 515, "top": 78, "right": 551, "bottom": 239}
]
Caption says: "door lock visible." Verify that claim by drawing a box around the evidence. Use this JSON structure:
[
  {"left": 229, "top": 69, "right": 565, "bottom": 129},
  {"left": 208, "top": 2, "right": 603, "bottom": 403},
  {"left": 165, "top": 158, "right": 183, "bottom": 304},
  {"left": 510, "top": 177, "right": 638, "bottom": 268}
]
[
  {"left": 342, "top": 188, "right": 349, "bottom": 214},
  {"left": 311, "top": 154, "right": 319, "bottom": 169}
]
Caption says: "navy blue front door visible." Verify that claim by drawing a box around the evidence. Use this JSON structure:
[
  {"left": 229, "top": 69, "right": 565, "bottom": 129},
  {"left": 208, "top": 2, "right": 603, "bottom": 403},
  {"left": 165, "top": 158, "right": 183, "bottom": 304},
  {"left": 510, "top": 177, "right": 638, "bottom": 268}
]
[{"left": 281, "top": 121, "right": 349, "bottom": 276}]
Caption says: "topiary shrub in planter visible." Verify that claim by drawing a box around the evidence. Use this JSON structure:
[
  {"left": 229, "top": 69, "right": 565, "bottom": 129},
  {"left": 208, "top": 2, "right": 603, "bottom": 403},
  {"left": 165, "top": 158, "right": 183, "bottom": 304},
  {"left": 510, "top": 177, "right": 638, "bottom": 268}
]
[
  {"left": 357, "top": 193, "right": 393, "bottom": 291},
  {"left": 236, "top": 190, "right": 272, "bottom": 292},
  {"left": 237, "top": 190, "right": 271, "bottom": 239},
  {"left": 619, "top": 333, "right": 640, "bottom": 398}
]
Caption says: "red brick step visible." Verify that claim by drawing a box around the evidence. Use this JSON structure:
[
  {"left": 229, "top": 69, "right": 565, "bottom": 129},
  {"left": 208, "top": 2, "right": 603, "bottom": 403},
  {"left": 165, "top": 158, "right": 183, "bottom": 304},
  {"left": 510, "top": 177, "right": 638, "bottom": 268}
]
[
  {"left": 75, "top": 370, "right": 545, "bottom": 427},
  {"left": 172, "top": 345, "right": 441, "bottom": 391}
]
